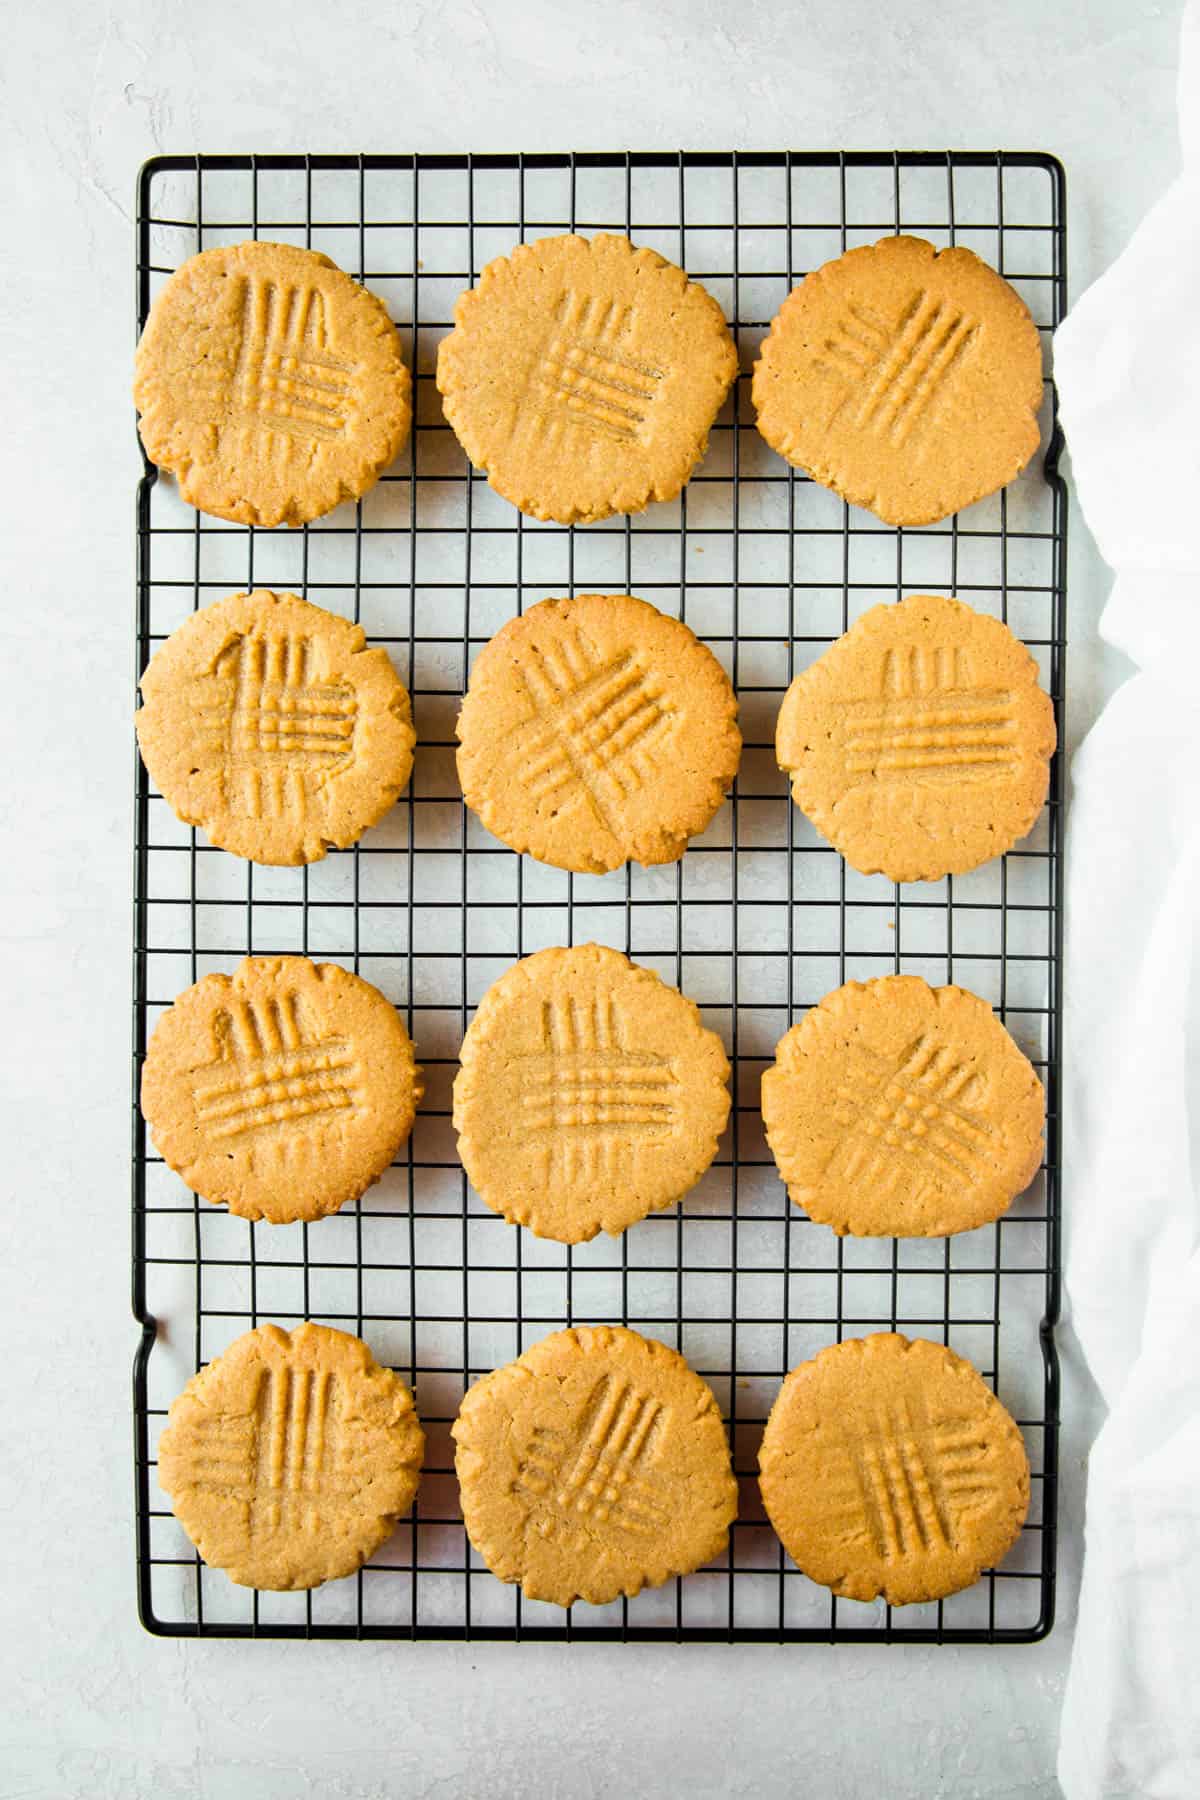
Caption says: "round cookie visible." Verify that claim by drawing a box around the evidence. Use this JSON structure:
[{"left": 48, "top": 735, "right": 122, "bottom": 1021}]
[
  {"left": 453, "top": 1325, "right": 737, "bottom": 1607},
  {"left": 758, "top": 1333, "right": 1030, "bottom": 1605},
  {"left": 135, "top": 239, "right": 411, "bottom": 527},
  {"left": 136, "top": 589, "right": 416, "bottom": 866},
  {"left": 454, "top": 944, "right": 730, "bottom": 1245},
  {"left": 775, "top": 594, "right": 1056, "bottom": 882},
  {"left": 761, "top": 975, "right": 1044, "bottom": 1237},
  {"left": 457, "top": 594, "right": 740, "bottom": 873},
  {"left": 158, "top": 1322, "right": 424, "bottom": 1591},
  {"left": 142, "top": 955, "right": 421, "bottom": 1224},
  {"left": 437, "top": 233, "right": 738, "bottom": 523},
  {"left": 752, "top": 234, "right": 1043, "bottom": 526}
]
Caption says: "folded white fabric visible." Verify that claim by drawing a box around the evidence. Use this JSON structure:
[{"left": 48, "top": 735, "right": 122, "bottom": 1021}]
[{"left": 1054, "top": 6, "right": 1200, "bottom": 1796}]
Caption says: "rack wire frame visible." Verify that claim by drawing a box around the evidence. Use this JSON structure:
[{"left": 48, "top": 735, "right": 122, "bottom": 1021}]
[{"left": 132, "top": 150, "right": 1067, "bottom": 1643}]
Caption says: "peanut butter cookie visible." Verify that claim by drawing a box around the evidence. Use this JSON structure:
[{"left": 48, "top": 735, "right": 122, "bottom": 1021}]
[
  {"left": 457, "top": 593, "right": 740, "bottom": 873},
  {"left": 762, "top": 975, "right": 1044, "bottom": 1237},
  {"left": 135, "top": 239, "right": 410, "bottom": 526},
  {"left": 454, "top": 944, "right": 730, "bottom": 1245},
  {"left": 437, "top": 233, "right": 738, "bottom": 523},
  {"left": 753, "top": 235, "right": 1043, "bottom": 526},
  {"left": 158, "top": 1323, "right": 424, "bottom": 1590},
  {"left": 759, "top": 1333, "right": 1030, "bottom": 1605},
  {"left": 454, "top": 1325, "right": 737, "bottom": 1607},
  {"left": 775, "top": 594, "right": 1055, "bottom": 882},
  {"left": 136, "top": 589, "right": 415, "bottom": 866},
  {"left": 141, "top": 955, "right": 421, "bottom": 1223}
]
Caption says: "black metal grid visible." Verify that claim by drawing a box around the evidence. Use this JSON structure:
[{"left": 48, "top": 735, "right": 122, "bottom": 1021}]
[{"left": 132, "top": 150, "right": 1066, "bottom": 1643}]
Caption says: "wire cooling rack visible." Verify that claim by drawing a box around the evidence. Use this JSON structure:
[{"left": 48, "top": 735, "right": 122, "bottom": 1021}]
[{"left": 133, "top": 150, "right": 1066, "bottom": 1643}]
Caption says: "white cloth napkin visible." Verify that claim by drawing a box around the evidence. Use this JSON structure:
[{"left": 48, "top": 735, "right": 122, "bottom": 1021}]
[{"left": 1053, "top": 6, "right": 1200, "bottom": 1795}]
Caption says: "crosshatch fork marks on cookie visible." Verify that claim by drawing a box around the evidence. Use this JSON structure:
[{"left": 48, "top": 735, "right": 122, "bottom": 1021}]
[
  {"left": 509, "top": 629, "right": 678, "bottom": 838},
  {"left": 199, "top": 633, "right": 358, "bottom": 820},
  {"left": 192, "top": 993, "right": 358, "bottom": 1141},
  {"left": 814, "top": 289, "right": 979, "bottom": 447},
  {"left": 523, "top": 289, "right": 668, "bottom": 446},
  {"left": 179, "top": 1366, "right": 348, "bottom": 1530},
  {"left": 514, "top": 1374, "right": 672, "bottom": 1534},
  {"left": 516, "top": 992, "right": 682, "bottom": 1185},
  {"left": 838, "top": 647, "right": 1019, "bottom": 781},
  {"left": 231, "top": 275, "right": 357, "bottom": 443},
  {"left": 823, "top": 1404, "right": 995, "bottom": 1561},
  {"left": 827, "top": 1033, "right": 994, "bottom": 1193}
]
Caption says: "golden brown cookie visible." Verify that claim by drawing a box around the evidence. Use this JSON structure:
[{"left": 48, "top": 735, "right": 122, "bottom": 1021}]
[
  {"left": 761, "top": 975, "right": 1044, "bottom": 1237},
  {"left": 775, "top": 594, "right": 1055, "bottom": 882},
  {"left": 454, "top": 1325, "right": 737, "bottom": 1607},
  {"left": 141, "top": 955, "right": 421, "bottom": 1224},
  {"left": 752, "top": 235, "right": 1043, "bottom": 526},
  {"left": 453, "top": 944, "right": 730, "bottom": 1245},
  {"left": 759, "top": 1333, "right": 1030, "bottom": 1605},
  {"left": 457, "top": 594, "right": 740, "bottom": 873},
  {"left": 136, "top": 589, "right": 415, "bottom": 866},
  {"left": 135, "top": 239, "right": 410, "bottom": 527},
  {"left": 158, "top": 1323, "right": 424, "bottom": 1591},
  {"left": 437, "top": 233, "right": 738, "bottom": 523}
]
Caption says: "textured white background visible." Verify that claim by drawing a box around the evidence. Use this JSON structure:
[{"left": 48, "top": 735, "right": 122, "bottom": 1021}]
[{"left": 0, "top": 3, "right": 1182, "bottom": 1796}]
